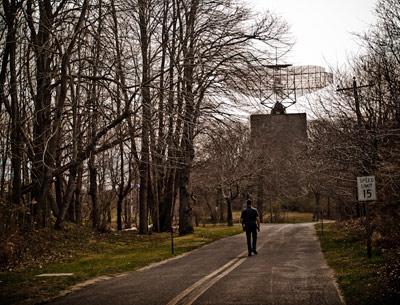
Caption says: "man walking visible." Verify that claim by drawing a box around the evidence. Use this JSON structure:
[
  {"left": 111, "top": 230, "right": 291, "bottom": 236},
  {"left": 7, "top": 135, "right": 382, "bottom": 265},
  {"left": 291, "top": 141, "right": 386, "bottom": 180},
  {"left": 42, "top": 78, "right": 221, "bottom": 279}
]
[{"left": 240, "top": 199, "right": 260, "bottom": 256}]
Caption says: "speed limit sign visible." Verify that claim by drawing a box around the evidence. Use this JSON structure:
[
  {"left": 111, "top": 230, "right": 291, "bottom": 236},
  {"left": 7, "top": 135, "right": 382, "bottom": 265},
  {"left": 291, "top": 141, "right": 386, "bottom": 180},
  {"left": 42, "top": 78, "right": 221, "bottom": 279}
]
[{"left": 357, "top": 176, "right": 376, "bottom": 201}]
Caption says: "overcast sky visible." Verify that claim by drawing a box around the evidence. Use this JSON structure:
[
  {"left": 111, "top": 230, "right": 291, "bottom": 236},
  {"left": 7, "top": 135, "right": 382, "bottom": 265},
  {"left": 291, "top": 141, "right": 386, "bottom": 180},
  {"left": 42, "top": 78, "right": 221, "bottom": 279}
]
[{"left": 246, "top": 0, "right": 377, "bottom": 70}]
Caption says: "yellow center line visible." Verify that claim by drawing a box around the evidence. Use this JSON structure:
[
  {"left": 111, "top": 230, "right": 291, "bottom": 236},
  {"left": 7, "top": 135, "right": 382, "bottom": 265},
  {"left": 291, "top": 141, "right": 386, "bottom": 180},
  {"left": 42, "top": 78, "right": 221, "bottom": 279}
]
[
  {"left": 167, "top": 225, "right": 289, "bottom": 305},
  {"left": 166, "top": 249, "right": 248, "bottom": 305}
]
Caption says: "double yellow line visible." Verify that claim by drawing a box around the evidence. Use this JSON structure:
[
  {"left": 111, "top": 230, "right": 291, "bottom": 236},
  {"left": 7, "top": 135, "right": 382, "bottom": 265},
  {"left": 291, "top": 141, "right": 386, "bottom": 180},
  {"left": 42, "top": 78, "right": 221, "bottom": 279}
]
[
  {"left": 166, "top": 249, "right": 248, "bottom": 305},
  {"left": 167, "top": 225, "right": 283, "bottom": 305}
]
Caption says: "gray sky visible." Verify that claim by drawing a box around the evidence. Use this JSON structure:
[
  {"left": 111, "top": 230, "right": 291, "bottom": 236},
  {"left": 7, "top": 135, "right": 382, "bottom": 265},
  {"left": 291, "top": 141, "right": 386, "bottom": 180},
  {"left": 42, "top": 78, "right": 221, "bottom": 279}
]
[{"left": 247, "top": 0, "right": 377, "bottom": 69}]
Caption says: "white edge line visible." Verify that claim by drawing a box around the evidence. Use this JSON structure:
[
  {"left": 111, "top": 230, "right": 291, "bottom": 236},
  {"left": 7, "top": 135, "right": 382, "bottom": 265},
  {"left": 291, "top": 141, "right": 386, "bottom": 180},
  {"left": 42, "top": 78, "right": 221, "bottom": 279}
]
[
  {"left": 137, "top": 253, "right": 189, "bottom": 272},
  {"left": 138, "top": 231, "right": 245, "bottom": 272}
]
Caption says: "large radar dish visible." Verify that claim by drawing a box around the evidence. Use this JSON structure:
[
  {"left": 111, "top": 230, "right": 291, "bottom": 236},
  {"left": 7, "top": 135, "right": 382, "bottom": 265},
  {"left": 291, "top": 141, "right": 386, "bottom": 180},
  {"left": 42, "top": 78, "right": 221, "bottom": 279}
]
[{"left": 260, "top": 64, "right": 333, "bottom": 111}]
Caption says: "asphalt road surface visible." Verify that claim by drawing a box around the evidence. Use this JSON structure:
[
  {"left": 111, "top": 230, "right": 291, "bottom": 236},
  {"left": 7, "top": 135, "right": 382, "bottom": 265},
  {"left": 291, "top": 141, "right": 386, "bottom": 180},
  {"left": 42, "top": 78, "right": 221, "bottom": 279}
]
[{"left": 49, "top": 223, "right": 344, "bottom": 305}]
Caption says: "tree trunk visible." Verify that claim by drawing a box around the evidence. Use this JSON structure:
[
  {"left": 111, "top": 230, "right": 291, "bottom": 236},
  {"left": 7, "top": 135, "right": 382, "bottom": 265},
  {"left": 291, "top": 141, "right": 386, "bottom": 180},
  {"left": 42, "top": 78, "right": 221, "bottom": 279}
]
[
  {"left": 158, "top": 0, "right": 178, "bottom": 233},
  {"left": 178, "top": 170, "right": 194, "bottom": 235},
  {"left": 138, "top": 0, "right": 150, "bottom": 234},
  {"left": 178, "top": 0, "right": 199, "bottom": 235},
  {"left": 28, "top": 0, "right": 54, "bottom": 227},
  {"left": 74, "top": 164, "right": 83, "bottom": 223},
  {"left": 55, "top": 167, "right": 77, "bottom": 229},
  {"left": 88, "top": 0, "right": 102, "bottom": 230},
  {"left": 327, "top": 196, "right": 331, "bottom": 219},
  {"left": 216, "top": 187, "right": 224, "bottom": 222},
  {"left": 159, "top": 170, "right": 176, "bottom": 231},
  {"left": 7, "top": 0, "right": 22, "bottom": 213},
  {"left": 226, "top": 186, "right": 238, "bottom": 226},
  {"left": 227, "top": 198, "right": 233, "bottom": 226},
  {"left": 89, "top": 157, "right": 98, "bottom": 229},
  {"left": 269, "top": 197, "right": 273, "bottom": 223},
  {"left": 313, "top": 191, "right": 321, "bottom": 221}
]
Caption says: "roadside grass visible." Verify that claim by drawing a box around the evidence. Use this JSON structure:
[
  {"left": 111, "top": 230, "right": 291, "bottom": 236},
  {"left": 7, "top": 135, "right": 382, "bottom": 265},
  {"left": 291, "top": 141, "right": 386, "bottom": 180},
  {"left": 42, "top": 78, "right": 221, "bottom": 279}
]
[
  {"left": 316, "top": 222, "right": 390, "bottom": 305},
  {"left": 232, "top": 211, "right": 242, "bottom": 223},
  {"left": 0, "top": 225, "right": 242, "bottom": 305},
  {"left": 277, "top": 211, "right": 314, "bottom": 223},
  {"left": 232, "top": 211, "right": 314, "bottom": 223}
]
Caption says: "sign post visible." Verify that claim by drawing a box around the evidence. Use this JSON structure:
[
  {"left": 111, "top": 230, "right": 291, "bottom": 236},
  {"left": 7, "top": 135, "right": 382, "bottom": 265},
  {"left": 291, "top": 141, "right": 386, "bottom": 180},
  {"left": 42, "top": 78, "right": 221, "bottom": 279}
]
[{"left": 357, "top": 176, "right": 376, "bottom": 258}]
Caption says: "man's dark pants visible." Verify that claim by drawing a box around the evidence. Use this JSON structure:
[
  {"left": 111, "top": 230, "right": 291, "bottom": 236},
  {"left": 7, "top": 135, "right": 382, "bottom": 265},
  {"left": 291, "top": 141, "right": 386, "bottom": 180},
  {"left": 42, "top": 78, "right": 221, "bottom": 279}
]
[{"left": 245, "top": 222, "right": 257, "bottom": 254}]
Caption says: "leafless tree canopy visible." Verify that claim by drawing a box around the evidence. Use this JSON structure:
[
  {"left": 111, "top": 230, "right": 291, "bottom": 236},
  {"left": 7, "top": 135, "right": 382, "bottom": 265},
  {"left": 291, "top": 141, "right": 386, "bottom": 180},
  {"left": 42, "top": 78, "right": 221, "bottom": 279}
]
[
  {"left": 307, "top": 0, "right": 400, "bottom": 251},
  {"left": 0, "top": 0, "right": 289, "bottom": 234}
]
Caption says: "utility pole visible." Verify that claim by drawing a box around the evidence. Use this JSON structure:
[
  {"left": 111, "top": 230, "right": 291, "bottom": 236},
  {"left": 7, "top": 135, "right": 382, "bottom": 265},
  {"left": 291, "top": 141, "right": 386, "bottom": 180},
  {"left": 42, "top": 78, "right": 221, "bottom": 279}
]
[
  {"left": 337, "top": 77, "right": 375, "bottom": 258},
  {"left": 336, "top": 77, "right": 374, "bottom": 129}
]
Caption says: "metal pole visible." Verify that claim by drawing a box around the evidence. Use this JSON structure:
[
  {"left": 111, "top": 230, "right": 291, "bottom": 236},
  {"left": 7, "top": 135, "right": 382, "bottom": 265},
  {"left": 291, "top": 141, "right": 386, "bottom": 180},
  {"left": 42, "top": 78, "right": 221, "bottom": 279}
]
[
  {"left": 365, "top": 203, "right": 372, "bottom": 258},
  {"left": 338, "top": 78, "right": 375, "bottom": 258},
  {"left": 352, "top": 77, "right": 362, "bottom": 129}
]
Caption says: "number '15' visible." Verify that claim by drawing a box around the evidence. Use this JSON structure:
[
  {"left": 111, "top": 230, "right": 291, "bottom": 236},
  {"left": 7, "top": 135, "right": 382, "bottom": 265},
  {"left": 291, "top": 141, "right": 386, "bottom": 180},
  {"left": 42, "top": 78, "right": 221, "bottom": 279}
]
[{"left": 363, "top": 189, "right": 372, "bottom": 198}]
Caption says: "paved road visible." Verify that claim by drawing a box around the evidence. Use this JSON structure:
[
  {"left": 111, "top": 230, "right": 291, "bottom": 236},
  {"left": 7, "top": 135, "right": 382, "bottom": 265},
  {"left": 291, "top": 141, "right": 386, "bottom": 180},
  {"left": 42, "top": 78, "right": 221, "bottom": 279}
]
[{"left": 49, "top": 223, "right": 344, "bottom": 305}]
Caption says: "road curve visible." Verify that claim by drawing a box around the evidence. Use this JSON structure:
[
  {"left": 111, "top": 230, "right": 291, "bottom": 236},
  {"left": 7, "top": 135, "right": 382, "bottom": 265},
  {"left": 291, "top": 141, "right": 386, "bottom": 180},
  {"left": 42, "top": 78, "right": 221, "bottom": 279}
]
[{"left": 48, "top": 223, "right": 344, "bottom": 305}]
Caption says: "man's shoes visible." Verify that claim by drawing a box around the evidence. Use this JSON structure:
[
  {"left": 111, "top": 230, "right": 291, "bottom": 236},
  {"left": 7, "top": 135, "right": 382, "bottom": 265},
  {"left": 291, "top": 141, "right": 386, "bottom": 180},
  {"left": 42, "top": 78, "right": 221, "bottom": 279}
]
[
  {"left": 248, "top": 252, "right": 252, "bottom": 256},
  {"left": 253, "top": 250, "right": 258, "bottom": 255}
]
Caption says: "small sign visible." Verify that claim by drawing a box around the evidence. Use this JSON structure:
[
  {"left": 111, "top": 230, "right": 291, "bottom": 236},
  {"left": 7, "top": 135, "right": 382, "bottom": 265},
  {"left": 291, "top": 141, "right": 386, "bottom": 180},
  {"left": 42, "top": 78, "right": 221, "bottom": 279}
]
[{"left": 357, "top": 176, "right": 376, "bottom": 201}]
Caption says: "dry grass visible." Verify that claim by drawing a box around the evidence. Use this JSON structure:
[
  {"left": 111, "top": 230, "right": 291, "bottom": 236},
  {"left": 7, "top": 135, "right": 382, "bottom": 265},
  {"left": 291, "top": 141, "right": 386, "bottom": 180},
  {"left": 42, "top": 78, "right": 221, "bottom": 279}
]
[
  {"left": 316, "top": 222, "right": 399, "bottom": 305},
  {"left": 233, "top": 210, "right": 314, "bottom": 224},
  {"left": 0, "top": 225, "right": 242, "bottom": 305}
]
